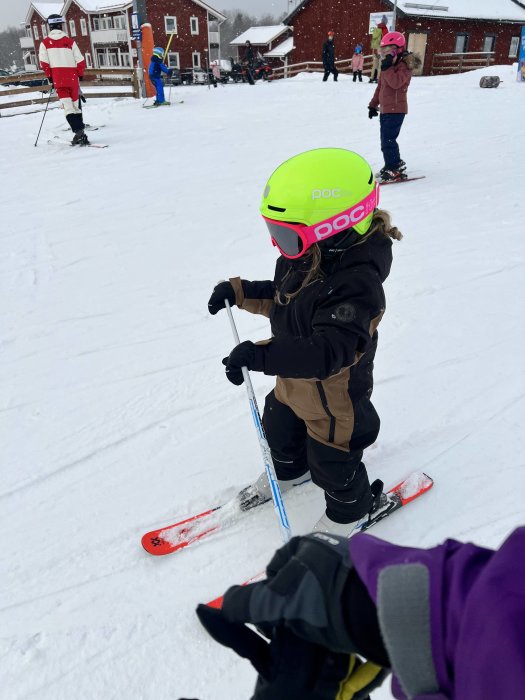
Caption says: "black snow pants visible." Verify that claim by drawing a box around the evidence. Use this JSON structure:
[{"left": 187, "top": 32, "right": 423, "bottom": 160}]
[{"left": 262, "top": 390, "right": 379, "bottom": 523}]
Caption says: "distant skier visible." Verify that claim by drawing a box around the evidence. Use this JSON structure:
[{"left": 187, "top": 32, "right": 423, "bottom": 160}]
[
  {"left": 148, "top": 47, "right": 173, "bottom": 106},
  {"left": 197, "top": 526, "right": 525, "bottom": 700},
  {"left": 39, "top": 13, "right": 87, "bottom": 145},
  {"left": 351, "top": 44, "right": 364, "bottom": 82},
  {"left": 369, "top": 16, "right": 388, "bottom": 83},
  {"left": 368, "top": 31, "right": 421, "bottom": 182},
  {"left": 322, "top": 30, "right": 338, "bottom": 81},
  {"left": 208, "top": 148, "right": 402, "bottom": 536}
]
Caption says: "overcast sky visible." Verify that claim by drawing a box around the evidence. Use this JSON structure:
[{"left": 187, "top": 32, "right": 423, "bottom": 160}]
[{"left": 0, "top": 0, "right": 293, "bottom": 31}]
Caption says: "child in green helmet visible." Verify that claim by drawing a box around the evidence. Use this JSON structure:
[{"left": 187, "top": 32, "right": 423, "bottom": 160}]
[{"left": 208, "top": 148, "right": 402, "bottom": 535}]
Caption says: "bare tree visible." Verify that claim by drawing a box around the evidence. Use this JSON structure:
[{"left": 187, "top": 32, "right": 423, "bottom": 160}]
[{"left": 0, "top": 27, "right": 24, "bottom": 71}]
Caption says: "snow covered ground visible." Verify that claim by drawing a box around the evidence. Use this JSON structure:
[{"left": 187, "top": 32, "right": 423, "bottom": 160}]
[{"left": 1, "top": 65, "right": 524, "bottom": 700}]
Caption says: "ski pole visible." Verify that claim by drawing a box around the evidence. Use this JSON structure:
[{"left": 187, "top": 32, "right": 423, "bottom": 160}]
[
  {"left": 34, "top": 85, "right": 53, "bottom": 147},
  {"left": 224, "top": 299, "right": 291, "bottom": 544}
]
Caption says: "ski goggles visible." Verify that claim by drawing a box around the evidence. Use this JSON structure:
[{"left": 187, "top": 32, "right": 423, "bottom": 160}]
[{"left": 263, "top": 184, "right": 379, "bottom": 259}]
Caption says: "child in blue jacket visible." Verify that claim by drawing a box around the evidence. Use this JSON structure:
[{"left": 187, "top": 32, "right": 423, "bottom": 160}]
[{"left": 148, "top": 47, "right": 172, "bottom": 106}]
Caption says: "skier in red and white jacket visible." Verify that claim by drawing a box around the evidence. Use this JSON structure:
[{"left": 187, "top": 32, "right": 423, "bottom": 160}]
[{"left": 39, "top": 14, "right": 88, "bottom": 145}]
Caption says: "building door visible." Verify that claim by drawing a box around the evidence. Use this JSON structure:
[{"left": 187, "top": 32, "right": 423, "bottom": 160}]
[{"left": 407, "top": 33, "right": 427, "bottom": 75}]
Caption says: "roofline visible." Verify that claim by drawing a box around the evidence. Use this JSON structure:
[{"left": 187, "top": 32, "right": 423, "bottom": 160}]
[
  {"left": 26, "top": 2, "right": 64, "bottom": 24},
  {"left": 385, "top": 0, "right": 525, "bottom": 23},
  {"left": 230, "top": 24, "right": 289, "bottom": 46},
  {"left": 62, "top": 0, "right": 132, "bottom": 14},
  {"left": 191, "top": 0, "right": 227, "bottom": 22}
]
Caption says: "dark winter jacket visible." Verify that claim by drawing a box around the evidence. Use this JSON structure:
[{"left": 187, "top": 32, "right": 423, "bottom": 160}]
[
  {"left": 243, "top": 44, "right": 255, "bottom": 66},
  {"left": 369, "top": 52, "right": 421, "bottom": 114},
  {"left": 149, "top": 54, "right": 171, "bottom": 80},
  {"left": 231, "top": 233, "right": 392, "bottom": 422},
  {"left": 322, "top": 40, "right": 336, "bottom": 68}
]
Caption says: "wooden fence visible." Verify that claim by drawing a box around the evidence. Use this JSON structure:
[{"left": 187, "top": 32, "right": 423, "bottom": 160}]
[
  {"left": 0, "top": 68, "right": 140, "bottom": 115},
  {"left": 270, "top": 55, "right": 374, "bottom": 80},
  {"left": 431, "top": 52, "right": 495, "bottom": 74}
]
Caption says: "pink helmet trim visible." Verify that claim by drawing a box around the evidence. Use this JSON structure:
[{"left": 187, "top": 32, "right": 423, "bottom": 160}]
[{"left": 380, "top": 31, "right": 406, "bottom": 49}]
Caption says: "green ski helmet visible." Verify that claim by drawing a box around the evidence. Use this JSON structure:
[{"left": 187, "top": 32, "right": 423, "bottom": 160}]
[{"left": 260, "top": 148, "right": 379, "bottom": 259}]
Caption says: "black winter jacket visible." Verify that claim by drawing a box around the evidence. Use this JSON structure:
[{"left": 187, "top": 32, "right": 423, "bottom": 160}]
[
  {"left": 240, "top": 233, "right": 393, "bottom": 395},
  {"left": 322, "top": 40, "right": 336, "bottom": 68}
]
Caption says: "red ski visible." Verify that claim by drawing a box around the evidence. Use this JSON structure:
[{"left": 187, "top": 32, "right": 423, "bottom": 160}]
[
  {"left": 141, "top": 505, "right": 222, "bottom": 555},
  {"left": 379, "top": 175, "right": 425, "bottom": 186},
  {"left": 206, "top": 471, "right": 434, "bottom": 608}
]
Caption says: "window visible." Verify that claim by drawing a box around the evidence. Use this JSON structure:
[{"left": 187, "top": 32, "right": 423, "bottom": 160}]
[
  {"left": 41, "top": 23, "right": 47, "bottom": 38},
  {"left": 167, "top": 51, "right": 180, "bottom": 68},
  {"left": 33, "top": 24, "right": 39, "bottom": 40},
  {"left": 192, "top": 51, "right": 201, "bottom": 67},
  {"left": 114, "top": 15, "right": 126, "bottom": 29},
  {"left": 482, "top": 35, "right": 496, "bottom": 53},
  {"left": 93, "top": 16, "right": 113, "bottom": 30},
  {"left": 80, "top": 18, "right": 88, "bottom": 35},
  {"left": 509, "top": 36, "right": 520, "bottom": 58},
  {"left": 454, "top": 33, "right": 469, "bottom": 53},
  {"left": 190, "top": 16, "right": 199, "bottom": 35},
  {"left": 120, "top": 53, "right": 131, "bottom": 66},
  {"left": 85, "top": 52, "right": 92, "bottom": 68},
  {"left": 69, "top": 20, "right": 77, "bottom": 37},
  {"left": 26, "top": 27, "right": 32, "bottom": 37},
  {"left": 165, "top": 16, "right": 177, "bottom": 34}
]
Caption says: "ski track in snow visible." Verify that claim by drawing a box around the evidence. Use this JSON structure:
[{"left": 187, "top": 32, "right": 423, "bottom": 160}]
[{"left": 1, "top": 65, "right": 525, "bottom": 699}]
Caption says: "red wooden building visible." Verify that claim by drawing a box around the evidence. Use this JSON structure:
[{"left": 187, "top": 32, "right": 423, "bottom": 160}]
[
  {"left": 284, "top": 0, "right": 525, "bottom": 75},
  {"left": 21, "top": 0, "right": 226, "bottom": 72}
]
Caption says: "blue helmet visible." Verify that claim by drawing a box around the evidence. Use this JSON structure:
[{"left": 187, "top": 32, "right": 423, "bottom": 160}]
[
  {"left": 153, "top": 47, "right": 164, "bottom": 58},
  {"left": 354, "top": 45, "right": 362, "bottom": 54}
]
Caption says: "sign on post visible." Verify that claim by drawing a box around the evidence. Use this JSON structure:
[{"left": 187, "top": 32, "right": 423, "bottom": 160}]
[{"left": 518, "top": 26, "right": 525, "bottom": 82}]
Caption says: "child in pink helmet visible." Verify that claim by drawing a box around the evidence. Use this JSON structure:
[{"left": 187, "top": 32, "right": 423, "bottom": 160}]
[{"left": 367, "top": 31, "right": 421, "bottom": 182}]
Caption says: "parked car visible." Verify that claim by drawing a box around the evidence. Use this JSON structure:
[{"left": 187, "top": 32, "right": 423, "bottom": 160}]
[
  {"left": 180, "top": 66, "right": 209, "bottom": 85},
  {"left": 8, "top": 69, "right": 50, "bottom": 87},
  {"left": 166, "top": 68, "right": 182, "bottom": 86}
]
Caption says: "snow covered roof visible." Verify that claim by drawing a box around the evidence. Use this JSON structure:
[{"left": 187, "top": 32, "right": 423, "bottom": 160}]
[
  {"left": 27, "top": 2, "right": 64, "bottom": 23},
  {"left": 264, "top": 37, "right": 295, "bottom": 58},
  {"left": 74, "top": 0, "right": 131, "bottom": 10},
  {"left": 285, "top": 0, "right": 525, "bottom": 24},
  {"left": 397, "top": 0, "right": 525, "bottom": 21},
  {"left": 230, "top": 25, "right": 288, "bottom": 46}
]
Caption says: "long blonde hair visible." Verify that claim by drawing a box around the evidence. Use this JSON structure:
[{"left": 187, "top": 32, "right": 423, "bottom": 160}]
[{"left": 276, "top": 208, "right": 402, "bottom": 305}]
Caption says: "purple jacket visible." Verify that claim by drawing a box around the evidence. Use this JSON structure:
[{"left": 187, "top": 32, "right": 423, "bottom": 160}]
[{"left": 350, "top": 527, "right": 525, "bottom": 699}]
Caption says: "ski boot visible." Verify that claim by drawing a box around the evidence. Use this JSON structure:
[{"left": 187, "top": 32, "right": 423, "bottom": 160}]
[
  {"left": 238, "top": 471, "right": 310, "bottom": 512},
  {"left": 72, "top": 129, "right": 89, "bottom": 146},
  {"left": 354, "top": 479, "right": 397, "bottom": 531},
  {"left": 379, "top": 168, "right": 406, "bottom": 183},
  {"left": 312, "top": 512, "right": 359, "bottom": 537},
  {"left": 375, "top": 161, "right": 406, "bottom": 179}
]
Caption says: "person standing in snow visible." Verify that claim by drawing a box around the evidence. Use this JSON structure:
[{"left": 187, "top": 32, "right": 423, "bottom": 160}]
[
  {"left": 369, "top": 17, "right": 388, "bottom": 83},
  {"left": 368, "top": 31, "right": 420, "bottom": 182},
  {"left": 148, "top": 47, "right": 173, "bottom": 106},
  {"left": 38, "top": 13, "right": 87, "bottom": 145},
  {"left": 197, "top": 526, "right": 525, "bottom": 700},
  {"left": 208, "top": 148, "right": 402, "bottom": 536},
  {"left": 242, "top": 41, "right": 256, "bottom": 84},
  {"left": 351, "top": 45, "right": 364, "bottom": 82},
  {"left": 322, "top": 31, "right": 338, "bottom": 82}
]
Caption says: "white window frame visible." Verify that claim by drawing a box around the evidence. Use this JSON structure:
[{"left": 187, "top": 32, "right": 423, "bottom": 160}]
[
  {"left": 165, "top": 16, "right": 177, "bottom": 34},
  {"left": 167, "top": 51, "right": 180, "bottom": 68},
  {"left": 80, "top": 18, "right": 88, "bottom": 36},
  {"left": 33, "top": 24, "right": 39, "bottom": 40},
  {"left": 85, "top": 52, "right": 92, "bottom": 68},
  {"left": 69, "top": 20, "right": 77, "bottom": 37},
  {"left": 26, "top": 27, "right": 32, "bottom": 38},
  {"left": 120, "top": 52, "right": 131, "bottom": 67},
  {"left": 192, "top": 51, "right": 201, "bottom": 67},
  {"left": 114, "top": 15, "right": 126, "bottom": 29},
  {"left": 190, "top": 16, "right": 199, "bottom": 35},
  {"left": 92, "top": 17, "right": 99, "bottom": 30},
  {"left": 41, "top": 23, "right": 47, "bottom": 38},
  {"left": 509, "top": 36, "right": 520, "bottom": 58}
]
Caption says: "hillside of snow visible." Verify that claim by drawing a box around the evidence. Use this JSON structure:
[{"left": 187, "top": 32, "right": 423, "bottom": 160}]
[{"left": 1, "top": 64, "right": 524, "bottom": 700}]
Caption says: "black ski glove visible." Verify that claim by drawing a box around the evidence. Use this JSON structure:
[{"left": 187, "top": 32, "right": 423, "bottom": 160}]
[
  {"left": 208, "top": 280, "right": 236, "bottom": 315},
  {"left": 380, "top": 54, "right": 394, "bottom": 71},
  {"left": 197, "top": 604, "right": 386, "bottom": 700},
  {"left": 222, "top": 533, "right": 358, "bottom": 652},
  {"left": 368, "top": 106, "right": 379, "bottom": 119},
  {"left": 222, "top": 340, "right": 265, "bottom": 385},
  {"left": 80, "top": 92, "right": 86, "bottom": 103}
]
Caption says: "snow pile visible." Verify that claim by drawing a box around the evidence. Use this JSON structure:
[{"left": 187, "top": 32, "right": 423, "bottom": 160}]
[{"left": 1, "top": 64, "right": 524, "bottom": 699}]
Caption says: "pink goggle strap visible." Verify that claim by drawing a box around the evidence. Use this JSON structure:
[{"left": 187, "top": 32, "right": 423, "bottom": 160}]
[{"left": 300, "top": 184, "right": 380, "bottom": 248}]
